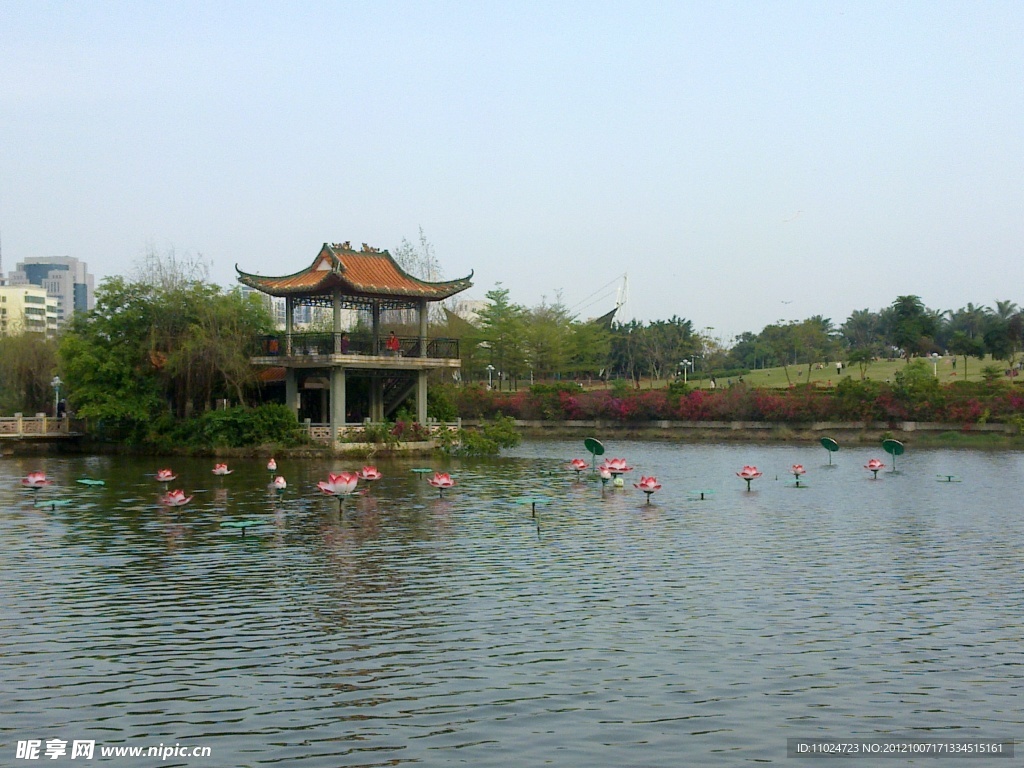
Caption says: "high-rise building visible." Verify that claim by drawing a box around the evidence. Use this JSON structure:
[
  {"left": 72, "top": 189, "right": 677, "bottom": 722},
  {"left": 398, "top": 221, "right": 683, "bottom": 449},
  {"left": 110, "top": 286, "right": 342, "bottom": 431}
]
[
  {"left": 0, "top": 284, "right": 59, "bottom": 337},
  {"left": 9, "top": 256, "right": 95, "bottom": 328}
]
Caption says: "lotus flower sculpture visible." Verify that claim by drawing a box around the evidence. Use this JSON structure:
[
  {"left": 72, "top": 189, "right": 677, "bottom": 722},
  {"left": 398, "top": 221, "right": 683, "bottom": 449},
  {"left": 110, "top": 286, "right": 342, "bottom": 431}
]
[
  {"left": 21, "top": 471, "right": 52, "bottom": 490},
  {"left": 569, "top": 458, "right": 588, "bottom": 479},
  {"left": 737, "top": 465, "right": 762, "bottom": 491},
  {"left": 272, "top": 476, "right": 287, "bottom": 492},
  {"left": 160, "top": 489, "right": 193, "bottom": 507},
  {"left": 865, "top": 458, "right": 885, "bottom": 479},
  {"left": 357, "top": 466, "right": 383, "bottom": 482},
  {"left": 212, "top": 463, "right": 232, "bottom": 476},
  {"left": 427, "top": 472, "right": 456, "bottom": 497},
  {"left": 634, "top": 475, "right": 662, "bottom": 503},
  {"left": 601, "top": 458, "right": 633, "bottom": 476},
  {"left": 318, "top": 472, "right": 359, "bottom": 503},
  {"left": 791, "top": 464, "right": 806, "bottom": 487},
  {"left": 267, "top": 458, "right": 277, "bottom": 473},
  {"left": 155, "top": 468, "right": 177, "bottom": 489}
]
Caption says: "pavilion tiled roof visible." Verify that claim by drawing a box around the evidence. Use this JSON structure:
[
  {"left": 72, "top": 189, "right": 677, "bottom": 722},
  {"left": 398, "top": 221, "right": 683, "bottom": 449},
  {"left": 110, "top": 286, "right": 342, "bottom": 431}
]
[{"left": 236, "top": 242, "right": 473, "bottom": 301}]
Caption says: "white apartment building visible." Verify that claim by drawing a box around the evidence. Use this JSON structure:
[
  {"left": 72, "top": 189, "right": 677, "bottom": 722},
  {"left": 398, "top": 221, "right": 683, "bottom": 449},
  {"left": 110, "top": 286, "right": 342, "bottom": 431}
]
[
  {"left": 0, "top": 285, "right": 59, "bottom": 337},
  {"left": 8, "top": 256, "right": 95, "bottom": 328}
]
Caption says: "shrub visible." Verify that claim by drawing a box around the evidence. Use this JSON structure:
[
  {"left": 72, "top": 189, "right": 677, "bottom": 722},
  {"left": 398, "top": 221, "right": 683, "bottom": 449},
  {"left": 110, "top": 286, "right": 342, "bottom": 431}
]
[{"left": 157, "top": 404, "right": 306, "bottom": 449}]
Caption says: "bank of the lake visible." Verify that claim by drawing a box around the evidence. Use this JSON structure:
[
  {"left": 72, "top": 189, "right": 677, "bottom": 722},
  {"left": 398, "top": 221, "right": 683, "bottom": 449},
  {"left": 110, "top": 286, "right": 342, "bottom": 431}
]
[{"left": 5, "top": 418, "right": 1024, "bottom": 459}]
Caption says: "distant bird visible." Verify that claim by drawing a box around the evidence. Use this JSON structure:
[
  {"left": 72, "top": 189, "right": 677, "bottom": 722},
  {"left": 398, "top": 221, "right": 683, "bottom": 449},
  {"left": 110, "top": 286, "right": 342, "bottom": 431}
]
[
  {"left": 783, "top": 210, "right": 803, "bottom": 222},
  {"left": 781, "top": 300, "right": 793, "bottom": 305}
]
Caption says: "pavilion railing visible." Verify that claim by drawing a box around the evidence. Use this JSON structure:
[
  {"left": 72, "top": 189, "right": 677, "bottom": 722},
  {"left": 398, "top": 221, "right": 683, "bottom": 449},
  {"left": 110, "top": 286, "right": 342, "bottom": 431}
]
[
  {"left": 301, "top": 419, "right": 462, "bottom": 445},
  {"left": 258, "top": 333, "right": 459, "bottom": 359}
]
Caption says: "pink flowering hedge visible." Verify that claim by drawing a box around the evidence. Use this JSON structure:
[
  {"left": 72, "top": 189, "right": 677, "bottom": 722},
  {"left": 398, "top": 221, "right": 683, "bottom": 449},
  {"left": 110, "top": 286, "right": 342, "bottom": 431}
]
[{"left": 446, "top": 381, "right": 1024, "bottom": 426}]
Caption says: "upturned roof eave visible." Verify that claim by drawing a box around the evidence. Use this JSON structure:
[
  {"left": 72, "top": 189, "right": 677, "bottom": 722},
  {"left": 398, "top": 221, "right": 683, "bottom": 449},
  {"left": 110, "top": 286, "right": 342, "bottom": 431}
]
[{"left": 235, "top": 264, "right": 473, "bottom": 301}]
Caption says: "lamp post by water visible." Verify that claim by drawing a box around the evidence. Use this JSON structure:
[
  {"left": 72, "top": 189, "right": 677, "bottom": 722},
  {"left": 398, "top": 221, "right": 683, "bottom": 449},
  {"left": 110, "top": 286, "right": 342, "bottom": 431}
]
[
  {"left": 486, "top": 364, "right": 495, "bottom": 389},
  {"left": 51, "top": 376, "right": 62, "bottom": 417}
]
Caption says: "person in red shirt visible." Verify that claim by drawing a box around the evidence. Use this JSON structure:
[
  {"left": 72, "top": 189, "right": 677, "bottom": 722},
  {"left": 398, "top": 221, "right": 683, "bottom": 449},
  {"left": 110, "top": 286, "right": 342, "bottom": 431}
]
[{"left": 385, "top": 331, "right": 401, "bottom": 355}]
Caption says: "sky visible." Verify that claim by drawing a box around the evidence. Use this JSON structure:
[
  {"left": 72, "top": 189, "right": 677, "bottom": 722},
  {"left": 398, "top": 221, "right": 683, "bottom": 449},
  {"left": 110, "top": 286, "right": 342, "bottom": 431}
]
[{"left": 2, "top": 1, "right": 1022, "bottom": 344}]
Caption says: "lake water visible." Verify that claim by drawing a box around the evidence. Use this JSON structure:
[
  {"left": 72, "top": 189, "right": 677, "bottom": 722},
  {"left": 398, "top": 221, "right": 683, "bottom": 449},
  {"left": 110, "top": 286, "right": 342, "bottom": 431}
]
[{"left": 1, "top": 441, "right": 1022, "bottom": 766}]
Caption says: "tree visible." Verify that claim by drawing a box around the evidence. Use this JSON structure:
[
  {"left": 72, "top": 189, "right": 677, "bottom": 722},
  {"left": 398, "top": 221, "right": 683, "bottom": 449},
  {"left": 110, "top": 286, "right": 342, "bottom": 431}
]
[
  {"left": 468, "top": 284, "right": 527, "bottom": 389},
  {"left": 394, "top": 227, "right": 447, "bottom": 324},
  {"left": 59, "top": 266, "right": 274, "bottom": 439},
  {"left": 568, "top": 319, "right": 611, "bottom": 380},
  {"left": 795, "top": 315, "right": 839, "bottom": 380},
  {"left": 947, "top": 331, "right": 986, "bottom": 378},
  {"left": 887, "top": 295, "right": 937, "bottom": 359},
  {"left": 523, "top": 297, "right": 573, "bottom": 380},
  {"left": 0, "top": 333, "right": 59, "bottom": 414}
]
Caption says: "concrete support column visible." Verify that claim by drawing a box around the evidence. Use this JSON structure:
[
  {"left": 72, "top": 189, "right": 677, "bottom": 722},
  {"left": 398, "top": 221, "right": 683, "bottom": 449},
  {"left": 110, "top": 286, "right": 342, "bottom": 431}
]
[
  {"left": 418, "top": 299, "right": 428, "bottom": 357},
  {"left": 285, "top": 369, "right": 299, "bottom": 418},
  {"left": 330, "top": 367, "right": 346, "bottom": 447},
  {"left": 332, "top": 288, "right": 342, "bottom": 353},
  {"left": 285, "top": 296, "right": 294, "bottom": 355},
  {"left": 370, "top": 377, "right": 384, "bottom": 423},
  {"left": 371, "top": 301, "right": 381, "bottom": 355},
  {"left": 417, "top": 369, "right": 428, "bottom": 424}
]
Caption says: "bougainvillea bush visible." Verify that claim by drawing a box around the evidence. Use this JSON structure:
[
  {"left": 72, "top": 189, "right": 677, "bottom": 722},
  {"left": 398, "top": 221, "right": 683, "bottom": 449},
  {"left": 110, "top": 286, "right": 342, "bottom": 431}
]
[{"left": 443, "top": 379, "right": 1024, "bottom": 426}]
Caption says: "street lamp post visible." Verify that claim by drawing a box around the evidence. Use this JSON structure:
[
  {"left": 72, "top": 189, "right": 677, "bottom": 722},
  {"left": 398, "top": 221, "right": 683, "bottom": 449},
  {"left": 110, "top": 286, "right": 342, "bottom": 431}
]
[
  {"left": 486, "top": 364, "right": 495, "bottom": 389},
  {"left": 51, "top": 376, "right": 62, "bottom": 417},
  {"left": 680, "top": 360, "right": 694, "bottom": 383}
]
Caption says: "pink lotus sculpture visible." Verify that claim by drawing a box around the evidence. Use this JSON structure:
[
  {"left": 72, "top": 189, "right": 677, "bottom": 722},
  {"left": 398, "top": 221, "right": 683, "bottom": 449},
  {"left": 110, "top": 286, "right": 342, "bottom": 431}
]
[
  {"left": 155, "top": 468, "right": 177, "bottom": 484},
  {"left": 267, "top": 458, "right": 278, "bottom": 473},
  {"left": 865, "top": 458, "right": 885, "bottom": 479},
  {"left": 21, "top": 471, "right": 52, "bottom": 490},
  {"left": 737, "top": 465, "right": 763, "bottom": 491},
  {"left": 791, "top": 464, "right": 806, "bottom": 486},
  {"left": 601, "top": 458, "right": 633, "bottom": 475},
  {"left": 357, "top": 466, "right": 383, "bottom": 482},
  {"left": 318, "top": 472, "right": 359, "bottom": 502},
  {"left": 634, "top": 475, "right": 662, "bottom": 503},
  {"left": 272, "top": 476, "right": 287, "bottom": 492},
  {"left": 428, "top": 472, "right": 456, "bottom": 497},
  {"left": 160, "top": 489, "right": 193, "bottom": 507},
  {"left": 569, "top": 458, "right": 588, "bottom": 479},
  {"left": 212, "top": 463, "right": 232, "bottom": 476}
]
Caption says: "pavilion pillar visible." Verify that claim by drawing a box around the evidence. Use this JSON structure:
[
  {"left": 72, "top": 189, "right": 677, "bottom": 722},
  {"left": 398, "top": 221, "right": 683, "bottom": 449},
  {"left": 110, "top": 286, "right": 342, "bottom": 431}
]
[
  {"left": 332, "top": 288, "right": 342, "bottom": 353},
  {"left": 286, "top": 369, "right": 298, "bottom": 418},
  {"left": 330, "top": 367, "right": 346, "bottom": 446},
  {"left": 285, "top": 296, "right": 294, "bottom": 355},
  {"left": 372, "top": 301, "right": 381, "bottom": 356},
  {"left": 417, "top": 369, "right": 428, "bottom": 424},
  {"left": 418, "top": 298, "right": 428, "bottom": 357},
  {"left": 370, "top": 377, "right": 384, "bottom": 422}
]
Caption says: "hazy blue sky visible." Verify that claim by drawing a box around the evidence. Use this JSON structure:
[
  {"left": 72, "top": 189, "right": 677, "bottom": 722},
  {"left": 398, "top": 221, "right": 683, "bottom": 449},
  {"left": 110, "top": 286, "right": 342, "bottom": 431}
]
[{"left": 2, "top": 1, "right": 1022, "bottom": 342}]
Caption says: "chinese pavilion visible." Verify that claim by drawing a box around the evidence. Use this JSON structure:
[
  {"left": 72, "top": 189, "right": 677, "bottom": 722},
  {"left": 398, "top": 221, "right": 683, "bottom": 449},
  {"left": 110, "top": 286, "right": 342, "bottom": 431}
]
[{"left": 237, "top": 242, "right": 472, "bottom": 446}]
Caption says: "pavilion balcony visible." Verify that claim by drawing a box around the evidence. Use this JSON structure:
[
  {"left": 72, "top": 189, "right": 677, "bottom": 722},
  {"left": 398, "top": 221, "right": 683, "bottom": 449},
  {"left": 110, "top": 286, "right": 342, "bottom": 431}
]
[{"left": 252, "top": 332, "right": 461, "bottom": 370}]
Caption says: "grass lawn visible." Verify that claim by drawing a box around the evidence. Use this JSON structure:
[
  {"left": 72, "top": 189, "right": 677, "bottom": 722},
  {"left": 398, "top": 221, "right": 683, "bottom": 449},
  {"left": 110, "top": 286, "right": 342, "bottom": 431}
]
[{"left": 613, "top": 355, "right": 1018, "bottom": 391}]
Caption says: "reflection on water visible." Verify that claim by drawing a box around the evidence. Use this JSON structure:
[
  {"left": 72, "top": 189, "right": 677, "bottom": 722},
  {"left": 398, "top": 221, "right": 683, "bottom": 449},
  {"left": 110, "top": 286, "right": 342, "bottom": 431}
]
[{"left": 1, "top": 443, "right": 1023, "bottom": 766}]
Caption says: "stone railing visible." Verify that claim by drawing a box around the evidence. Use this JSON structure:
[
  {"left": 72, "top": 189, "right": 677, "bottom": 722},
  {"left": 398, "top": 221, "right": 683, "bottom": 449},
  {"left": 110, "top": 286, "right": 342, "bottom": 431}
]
[
  {"left": 0, "top": 414, "right": 79, "bottom": 438},
  {"left": 300, "top": 419, "right": 462, "bottom": 445}
]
